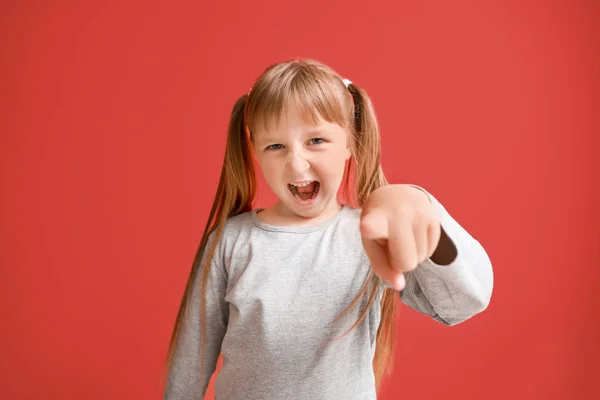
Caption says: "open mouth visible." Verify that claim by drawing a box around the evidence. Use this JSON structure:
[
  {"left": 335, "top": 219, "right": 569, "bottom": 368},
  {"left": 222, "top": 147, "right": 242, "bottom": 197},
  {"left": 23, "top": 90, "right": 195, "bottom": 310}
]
[{"left": 288, "top": 181, "right": 320, "bottom": 202}]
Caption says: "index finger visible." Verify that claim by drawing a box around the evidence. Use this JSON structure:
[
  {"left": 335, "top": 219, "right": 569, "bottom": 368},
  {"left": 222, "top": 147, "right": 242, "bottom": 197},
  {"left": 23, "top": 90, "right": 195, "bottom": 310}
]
[
  {"left": 387, "top": 219, "right": 418, "bottom": 273},
  {"left": 362, "top": 237, "right": 406, "bottom": 291}
]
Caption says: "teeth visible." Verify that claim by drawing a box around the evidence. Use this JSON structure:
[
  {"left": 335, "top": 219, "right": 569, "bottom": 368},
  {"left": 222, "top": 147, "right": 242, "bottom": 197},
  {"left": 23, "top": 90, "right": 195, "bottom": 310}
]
[{"left": 290, "top": 181, "right": 315, "bottom": 187}]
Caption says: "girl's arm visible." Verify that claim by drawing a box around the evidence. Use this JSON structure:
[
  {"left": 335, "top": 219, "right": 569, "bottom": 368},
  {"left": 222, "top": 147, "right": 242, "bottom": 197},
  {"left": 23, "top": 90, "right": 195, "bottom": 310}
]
[
  {"left": 164, "top": 233, "right": 229, "bottom": 398},
  {"left": 398, "top": 186, "right": 494, "bottom": 326}
]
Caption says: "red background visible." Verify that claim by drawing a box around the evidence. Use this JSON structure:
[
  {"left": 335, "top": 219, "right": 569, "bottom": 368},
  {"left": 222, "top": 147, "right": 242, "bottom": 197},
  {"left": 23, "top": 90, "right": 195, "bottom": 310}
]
[{"left": 1, "top": 1, "right": 598, "bottom": 399}]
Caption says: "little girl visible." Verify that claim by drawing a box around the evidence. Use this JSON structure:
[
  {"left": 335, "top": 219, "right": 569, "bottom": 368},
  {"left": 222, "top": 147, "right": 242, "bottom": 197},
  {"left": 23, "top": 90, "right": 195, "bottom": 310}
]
[{"left": 163, "top": 59, "right": 494, "bottom": 399}]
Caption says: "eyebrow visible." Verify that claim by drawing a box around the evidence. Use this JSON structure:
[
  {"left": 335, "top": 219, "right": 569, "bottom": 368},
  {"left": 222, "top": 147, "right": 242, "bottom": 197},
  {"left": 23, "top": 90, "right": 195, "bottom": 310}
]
[{"left": 255, "top": 135, "right": 278, "bottom": 145}]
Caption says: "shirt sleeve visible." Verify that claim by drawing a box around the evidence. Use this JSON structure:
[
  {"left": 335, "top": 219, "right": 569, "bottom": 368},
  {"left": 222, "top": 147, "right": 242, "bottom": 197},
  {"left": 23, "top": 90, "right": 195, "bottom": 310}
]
[
  {"left": 388, "top": 185, "right": 494, "bottom": 326},
  {"left": 164, "top": 231, "right": 230, "bottom": 399}
]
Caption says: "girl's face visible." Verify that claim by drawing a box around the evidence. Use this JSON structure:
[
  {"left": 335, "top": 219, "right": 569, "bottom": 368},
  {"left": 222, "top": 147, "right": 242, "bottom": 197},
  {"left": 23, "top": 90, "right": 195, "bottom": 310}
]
[{"left": 253, "top": 104, "right": 352, "bottom": 223}]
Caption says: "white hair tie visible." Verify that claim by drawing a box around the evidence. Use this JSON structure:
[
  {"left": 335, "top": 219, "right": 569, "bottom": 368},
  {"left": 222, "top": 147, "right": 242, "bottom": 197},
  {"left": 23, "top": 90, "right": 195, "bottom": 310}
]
[{"left": 342, "top": 79, "right": 352, "bottom": 88}]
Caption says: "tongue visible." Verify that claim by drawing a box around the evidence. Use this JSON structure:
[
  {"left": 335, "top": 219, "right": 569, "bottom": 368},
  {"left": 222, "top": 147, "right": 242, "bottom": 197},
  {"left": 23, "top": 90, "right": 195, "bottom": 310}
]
[{"left": 296, "top": 182, "right": 316, "bottom": 200}]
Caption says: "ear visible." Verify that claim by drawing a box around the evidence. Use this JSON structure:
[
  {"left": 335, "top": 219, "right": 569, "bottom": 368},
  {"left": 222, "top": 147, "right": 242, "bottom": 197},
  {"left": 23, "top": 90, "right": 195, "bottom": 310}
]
[{"left": 344, "top": 132, "right": 353, "bottom": 160}]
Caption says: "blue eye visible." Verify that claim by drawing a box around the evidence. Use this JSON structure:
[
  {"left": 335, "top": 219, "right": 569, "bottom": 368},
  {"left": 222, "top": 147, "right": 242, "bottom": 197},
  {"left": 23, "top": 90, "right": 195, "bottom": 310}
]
[
  {"left": 266, "top": 144, "right": 284, "bottom": 151},
  {"left": 309, "top": 138, "right": 325, "bottom": 145}
]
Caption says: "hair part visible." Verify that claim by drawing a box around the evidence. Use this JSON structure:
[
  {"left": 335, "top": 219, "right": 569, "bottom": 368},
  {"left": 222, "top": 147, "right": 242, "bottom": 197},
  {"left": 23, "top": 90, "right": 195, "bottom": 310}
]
[{"left": 162, "top": 58, "right": 398, "bottom": 394}]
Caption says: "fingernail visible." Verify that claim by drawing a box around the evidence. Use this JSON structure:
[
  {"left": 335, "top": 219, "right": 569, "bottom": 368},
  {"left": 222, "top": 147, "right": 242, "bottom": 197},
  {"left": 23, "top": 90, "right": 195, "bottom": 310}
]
[{"left": 396, "top": 273, "right": 406, "bottom": 291}]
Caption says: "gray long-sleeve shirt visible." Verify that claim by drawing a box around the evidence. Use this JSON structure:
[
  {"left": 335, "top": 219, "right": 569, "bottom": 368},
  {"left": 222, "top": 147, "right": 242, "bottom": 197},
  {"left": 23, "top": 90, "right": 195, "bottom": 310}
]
[{"left": 164, "top": 187, "right": 494, "bottom": 399}]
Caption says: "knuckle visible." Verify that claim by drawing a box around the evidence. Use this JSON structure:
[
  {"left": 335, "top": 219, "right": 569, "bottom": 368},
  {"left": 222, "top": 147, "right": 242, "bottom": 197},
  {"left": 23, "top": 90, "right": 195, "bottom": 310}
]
[{"left": 359, "top": 219, "right": 374, "bottom": 237}]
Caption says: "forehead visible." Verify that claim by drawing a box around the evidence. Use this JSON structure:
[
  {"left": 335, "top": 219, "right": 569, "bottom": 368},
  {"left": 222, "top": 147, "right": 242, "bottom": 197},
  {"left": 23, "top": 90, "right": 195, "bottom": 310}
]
[{"left": 253, "top": 103, "right": 340, "bottom": 142}]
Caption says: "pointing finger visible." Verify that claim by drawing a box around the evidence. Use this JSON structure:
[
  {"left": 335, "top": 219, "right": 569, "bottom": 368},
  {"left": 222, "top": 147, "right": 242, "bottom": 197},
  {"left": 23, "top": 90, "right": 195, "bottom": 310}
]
[
  {"left": 362, "top": 237, "right": 406, "bottom": 291},
  {"left": 387, "top": 219, "right": 418, "bottom": 273}
]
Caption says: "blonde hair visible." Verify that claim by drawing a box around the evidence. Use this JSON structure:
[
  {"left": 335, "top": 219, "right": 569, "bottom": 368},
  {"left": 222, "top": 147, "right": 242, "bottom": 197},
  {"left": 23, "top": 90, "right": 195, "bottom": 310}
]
[{"left": 163, "top": 58, "right": 398, "bottom": 393}]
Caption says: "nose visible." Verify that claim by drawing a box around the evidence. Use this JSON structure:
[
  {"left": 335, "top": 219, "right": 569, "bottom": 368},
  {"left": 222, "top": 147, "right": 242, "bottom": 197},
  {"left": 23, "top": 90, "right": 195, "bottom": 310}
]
[{"left": 286, "top": 150, "right": 310, "bottom": 175}]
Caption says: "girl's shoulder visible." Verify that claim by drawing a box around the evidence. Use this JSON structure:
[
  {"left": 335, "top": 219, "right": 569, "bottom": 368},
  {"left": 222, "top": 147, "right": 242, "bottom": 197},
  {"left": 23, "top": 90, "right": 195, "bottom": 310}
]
[{"left": 209, "top": 209, "right": 256, "bottom": 242}]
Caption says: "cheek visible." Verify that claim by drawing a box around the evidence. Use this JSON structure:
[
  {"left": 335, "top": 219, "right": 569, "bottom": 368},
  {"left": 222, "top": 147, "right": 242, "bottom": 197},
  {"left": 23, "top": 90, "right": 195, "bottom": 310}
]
[
  {"left": 255, "top": 153, "right": 272, "bottom": 168},
  {"left": 317, "top": 152, "right": 348, "bottom": 179},
  {"left": 333, "top": 148, "right": 351, "bottom": 168},
  {"left": 256, "top": 156, "right": 282, "bottom": 185}
]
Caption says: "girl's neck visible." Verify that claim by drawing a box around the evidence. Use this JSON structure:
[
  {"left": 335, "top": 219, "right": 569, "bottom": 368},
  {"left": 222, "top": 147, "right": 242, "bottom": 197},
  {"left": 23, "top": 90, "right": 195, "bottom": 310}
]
[{"left": 256, "top": 200, "right": 345, "bottom": 228}]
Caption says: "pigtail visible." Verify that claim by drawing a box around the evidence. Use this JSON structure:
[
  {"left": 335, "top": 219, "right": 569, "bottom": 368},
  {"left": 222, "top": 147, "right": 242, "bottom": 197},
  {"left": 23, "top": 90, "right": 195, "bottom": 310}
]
[
  {"left": 347, "top": 84, "right": 388, "bottom": 204},
  {"left": 161, "top": 93, "right": 257, "bottom": 389},
  {"left": 345, "top": 82, "right": 398, "bottom": 391}
]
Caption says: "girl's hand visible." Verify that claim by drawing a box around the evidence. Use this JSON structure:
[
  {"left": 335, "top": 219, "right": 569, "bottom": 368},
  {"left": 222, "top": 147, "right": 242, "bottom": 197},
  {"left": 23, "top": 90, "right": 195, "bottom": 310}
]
[{"left": 360, "top": 184, "right": 442, "bottom": 291}]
